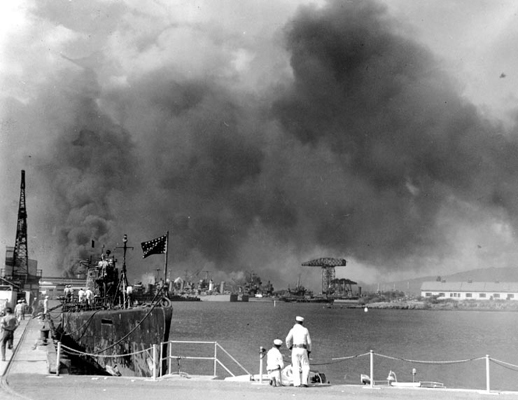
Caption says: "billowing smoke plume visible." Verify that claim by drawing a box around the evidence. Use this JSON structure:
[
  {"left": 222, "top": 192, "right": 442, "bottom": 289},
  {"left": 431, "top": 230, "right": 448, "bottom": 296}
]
[
  {"left": 272, "top": 2, "right": 518, "bottom": 265},
  {"left": 2, "top": 0, "right": 518, "bottom": 288}
]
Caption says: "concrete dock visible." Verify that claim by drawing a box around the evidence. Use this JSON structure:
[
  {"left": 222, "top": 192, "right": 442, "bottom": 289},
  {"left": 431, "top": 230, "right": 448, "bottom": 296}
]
[{"left": 2, "top": 317, "right": 518, "bottom": 400}]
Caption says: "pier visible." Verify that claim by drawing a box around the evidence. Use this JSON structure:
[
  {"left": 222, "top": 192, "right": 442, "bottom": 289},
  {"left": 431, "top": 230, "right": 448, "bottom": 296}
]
[{"left": 2, "top": 317, "right": 518, "bottom": 399}]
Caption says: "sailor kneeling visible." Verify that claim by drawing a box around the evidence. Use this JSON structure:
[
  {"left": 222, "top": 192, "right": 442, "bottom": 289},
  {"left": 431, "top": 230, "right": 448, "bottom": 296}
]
[{"left": 266, "top": 339, "right": 284, "bottom": 387}]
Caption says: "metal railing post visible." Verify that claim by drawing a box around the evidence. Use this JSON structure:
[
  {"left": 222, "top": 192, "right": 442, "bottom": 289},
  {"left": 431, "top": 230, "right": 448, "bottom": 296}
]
[
  {"left": 160, "top": 342, "right": 163, "bottom": 377},
  {"left": 152, "top": 344, "right": 158, "bottom": 380},
  {"left": 214, "top": 342, "right": 217, "bottom": 376},
  {"left": 168, "top": 341, "right": 172, "bottom": 375},
  {"left": 486, "top": 354, "right": 490, "bottom": 393},
  {"left": 56, "top": 341, "right": 61, "bottom": 376},
  {"left": 370, "top": 350, "right": 374, "bottom": 389},
  {"left": 259, "top": 346, "right": 264, "bottom": 383}
]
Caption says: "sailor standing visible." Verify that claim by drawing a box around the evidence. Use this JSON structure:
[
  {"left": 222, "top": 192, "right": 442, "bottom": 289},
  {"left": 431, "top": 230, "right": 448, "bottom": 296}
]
[
  {"left": 126, "top": 285, "right": 133, "bottom": 307},
  {"left": 266, "top": 339, "right": 284, "bottom": 386},
  {"left": 85, "top": 288, "right": 94, "bottom": 306},
  {"left": 78, "top": 288, "right": 86, "bottom": 303},
  {"left": 285, "top": 316, "right": 312, "bottom": 387},
  {"left": 64, "top": 285, "right": 72, "bottom": 302}
]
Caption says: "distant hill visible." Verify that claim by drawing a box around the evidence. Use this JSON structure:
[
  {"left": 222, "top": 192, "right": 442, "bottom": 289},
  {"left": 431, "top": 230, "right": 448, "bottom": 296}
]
[{"left": 360, "top": 267, "right": 518, "bottom": 296}]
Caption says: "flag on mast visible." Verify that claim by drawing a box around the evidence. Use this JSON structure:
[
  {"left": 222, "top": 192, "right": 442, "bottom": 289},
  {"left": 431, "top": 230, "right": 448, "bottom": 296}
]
[{"left": 141, "top": 234, "right": 168, "bottom": 259}]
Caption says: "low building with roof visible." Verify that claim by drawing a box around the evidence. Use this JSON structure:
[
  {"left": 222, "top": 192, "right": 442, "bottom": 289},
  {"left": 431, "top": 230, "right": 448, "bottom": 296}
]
[
  {"left": 39, "top": 276, "right": 87, "bottom": 299},
  {"left": 420, "top": 281, "right": 518, "bottom": 301}
]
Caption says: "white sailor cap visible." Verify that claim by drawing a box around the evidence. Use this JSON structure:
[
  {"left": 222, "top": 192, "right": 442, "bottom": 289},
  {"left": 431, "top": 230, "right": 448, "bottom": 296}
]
[
  {"left": 17, "top": 300, "right": 22, "bottom": 303},
  {"left": 273, "top": 339, "right": 282, "bottom": 346},
  {"left": 295, "top": 316, "right": 304, "bottom": 322}
]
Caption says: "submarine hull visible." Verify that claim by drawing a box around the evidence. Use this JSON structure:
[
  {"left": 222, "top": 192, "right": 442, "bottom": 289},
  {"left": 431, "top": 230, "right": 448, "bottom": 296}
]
[{"left": 58, "top": 306, "right": 173, "bottom": 377}]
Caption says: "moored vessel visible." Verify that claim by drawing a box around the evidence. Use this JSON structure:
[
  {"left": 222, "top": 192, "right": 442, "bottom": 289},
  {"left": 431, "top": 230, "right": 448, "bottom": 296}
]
[
  {"left": 199, "top": 293, "right": 249, "bottom": 302},
  {"left": 52, "top": 234, "right": 173, "bottom": 377}
]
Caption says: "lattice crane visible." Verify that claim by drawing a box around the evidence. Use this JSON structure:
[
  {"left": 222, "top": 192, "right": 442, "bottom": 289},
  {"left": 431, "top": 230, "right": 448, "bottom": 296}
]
[
  {"left": 13, "top": 170, "right": 29, "bottom": 282},
  {"left": 301, "top": 257, "right": 347, "bottom": 295},
  {"left": 2, "top": 170, "right": 40, "bottom": 298}
]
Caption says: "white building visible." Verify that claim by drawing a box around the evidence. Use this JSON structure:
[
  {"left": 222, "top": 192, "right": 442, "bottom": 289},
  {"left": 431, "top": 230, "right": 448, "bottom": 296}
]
[{"left": 420, "top": 281, "right": 518, "bottom": 301}]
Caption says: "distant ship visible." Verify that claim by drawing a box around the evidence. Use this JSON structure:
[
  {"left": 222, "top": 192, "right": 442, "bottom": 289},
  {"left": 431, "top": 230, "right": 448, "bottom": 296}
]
[
  {"left": 278, "top": 277, "right": 331, "bottom": 303},
  {"left": 53, "top": 235, "right": 173, "bottom": 377}
]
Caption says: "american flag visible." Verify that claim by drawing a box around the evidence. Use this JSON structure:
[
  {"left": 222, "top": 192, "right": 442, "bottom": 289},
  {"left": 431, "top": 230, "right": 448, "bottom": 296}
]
[{"left": 141, "top": 234, "right": 167, "bottom": 258}]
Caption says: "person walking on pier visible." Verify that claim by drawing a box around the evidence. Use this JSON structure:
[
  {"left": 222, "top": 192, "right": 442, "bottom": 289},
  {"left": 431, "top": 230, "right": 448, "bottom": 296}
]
[
  {"left": 267, "top": 339, "right": 284, "bottom": 386},
  {"left": 14, "top": 300, "right": 25, "bottom": 322},
  {"left": 43, "top": 296, "right": 49, "bottom": 320},
  {"left": 1, "top": 307, "right": 19, "bottom": 361},
  {"left": 22, "top": 299, "right": 28, "bottom": 318},
  {"left": 286, "top": 316, "right": 312, "bottom": 387}
]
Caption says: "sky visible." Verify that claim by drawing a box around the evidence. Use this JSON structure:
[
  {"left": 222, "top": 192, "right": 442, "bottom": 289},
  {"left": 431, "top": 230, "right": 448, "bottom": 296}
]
[{"left": 2, "top": 0, "right": 518, "bottom": 292}]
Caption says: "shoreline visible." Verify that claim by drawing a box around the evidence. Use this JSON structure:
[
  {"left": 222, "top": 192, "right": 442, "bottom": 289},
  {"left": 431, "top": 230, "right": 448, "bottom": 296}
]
[
  {"left": 342, "top": 300, "right": 518, "bottom": 312},
  {"left": 174, "top": 295, "right": 518, "bottom": 312}
]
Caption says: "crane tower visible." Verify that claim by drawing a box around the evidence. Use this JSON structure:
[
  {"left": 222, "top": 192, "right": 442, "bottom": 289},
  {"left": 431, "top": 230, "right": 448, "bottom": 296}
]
[
  {"left": 301, "top": 257, "right": 346, "bottom": 295},
  {"left": 13, "top": 170, "right": 29, "bottom": 281},
  {"left": 3, "top": 170, "right": 40, "bottom": 295}
]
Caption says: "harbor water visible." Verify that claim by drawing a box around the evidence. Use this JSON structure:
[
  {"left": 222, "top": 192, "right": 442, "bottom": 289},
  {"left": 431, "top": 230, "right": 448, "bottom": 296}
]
[{"left": 170, "top": 301, "right": 518, "bottom": 391}]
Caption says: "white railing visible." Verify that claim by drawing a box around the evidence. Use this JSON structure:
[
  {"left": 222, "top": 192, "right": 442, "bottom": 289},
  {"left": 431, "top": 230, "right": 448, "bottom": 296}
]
[
  {"left": 55, "top": 341, "right": 518, "bottom": 392},
  {"left": 161, "top": 340, "right": 251, "bottom": 378},
  {"left": 331, "top": 349, "right": 518, "bottom": 393}
]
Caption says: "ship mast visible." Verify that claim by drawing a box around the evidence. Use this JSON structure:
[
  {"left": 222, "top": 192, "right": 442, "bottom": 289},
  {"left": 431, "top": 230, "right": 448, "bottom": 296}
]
[
  {"left": 116, "top": 234, "right": 133, "bottom": 308},
  {"left": 163, "top": 231, "right": 169, "bottom": 283}
]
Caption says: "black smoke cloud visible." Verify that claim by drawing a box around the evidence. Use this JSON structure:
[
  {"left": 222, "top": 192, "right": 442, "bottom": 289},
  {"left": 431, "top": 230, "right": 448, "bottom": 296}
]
[
  {"left": 272, "top": 1, "right": 518, "bottom": 265},
  {"left": 4, "top": 0, "right": 518, "bottom": 287},
  {"left": 34, "top": 68, "right": 138, "bottom": 276}
]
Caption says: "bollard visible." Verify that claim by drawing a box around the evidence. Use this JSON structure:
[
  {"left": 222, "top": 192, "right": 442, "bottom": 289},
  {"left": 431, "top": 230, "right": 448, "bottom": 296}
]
[{"left": 40, "top": 327, "right": 50, "bottom": 345}]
